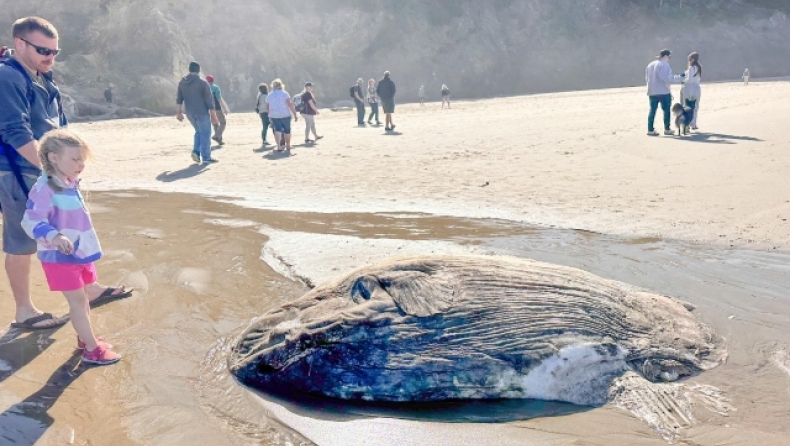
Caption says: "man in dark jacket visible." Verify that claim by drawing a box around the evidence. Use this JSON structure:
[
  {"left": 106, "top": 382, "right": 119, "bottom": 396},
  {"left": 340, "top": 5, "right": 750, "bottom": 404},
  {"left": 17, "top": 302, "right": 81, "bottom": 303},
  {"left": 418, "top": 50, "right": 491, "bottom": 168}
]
[
  {"left": 0, "top": 17, "right": 68, "bottom": 329},
  {"left": 352, "top": 78, "right": 366, "bottom": 126},
  {"left": 376, "top": 71, "right": 396, "bottom": 131},
  {"left": 176, "top": 61, "right": 219, "bottom": 164}
]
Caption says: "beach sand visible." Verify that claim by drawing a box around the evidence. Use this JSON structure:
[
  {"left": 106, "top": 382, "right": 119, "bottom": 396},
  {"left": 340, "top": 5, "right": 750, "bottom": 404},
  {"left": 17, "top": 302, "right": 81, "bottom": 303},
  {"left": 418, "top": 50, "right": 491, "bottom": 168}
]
[{"left": 1, "top": 81, "right": 790, "bottom": 445}]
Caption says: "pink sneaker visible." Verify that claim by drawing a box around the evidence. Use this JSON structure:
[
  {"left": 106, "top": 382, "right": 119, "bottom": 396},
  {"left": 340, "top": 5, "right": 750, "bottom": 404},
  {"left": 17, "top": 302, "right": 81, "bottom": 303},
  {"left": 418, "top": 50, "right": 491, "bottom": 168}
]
[
  {"left": 82, "top": 344, "right": 121, "bottom": 365},
  {"left": 77, "top": 336, "right": 113, "bottom": 350}
]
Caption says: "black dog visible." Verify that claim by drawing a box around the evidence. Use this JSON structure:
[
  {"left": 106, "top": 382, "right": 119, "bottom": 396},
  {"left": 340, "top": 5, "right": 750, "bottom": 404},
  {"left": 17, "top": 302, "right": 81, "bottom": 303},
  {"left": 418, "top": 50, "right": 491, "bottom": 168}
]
[{"left": 671, "top": 103, "right": 694, "bottom": 136}]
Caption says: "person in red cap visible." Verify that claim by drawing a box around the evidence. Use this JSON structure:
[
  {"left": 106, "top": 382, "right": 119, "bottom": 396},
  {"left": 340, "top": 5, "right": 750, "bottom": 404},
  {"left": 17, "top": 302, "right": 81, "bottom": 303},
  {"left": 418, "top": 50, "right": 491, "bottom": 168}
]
[{"left": 206, "top": 75, "right": 230, "bottom": 145}]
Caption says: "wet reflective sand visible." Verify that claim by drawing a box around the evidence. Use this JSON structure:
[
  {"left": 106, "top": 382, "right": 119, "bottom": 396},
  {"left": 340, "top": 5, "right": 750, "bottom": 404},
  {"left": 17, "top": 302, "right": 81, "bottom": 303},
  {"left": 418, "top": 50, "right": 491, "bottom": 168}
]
[{"left": 1, "top": 191, "right": 789, "bottom": 445}]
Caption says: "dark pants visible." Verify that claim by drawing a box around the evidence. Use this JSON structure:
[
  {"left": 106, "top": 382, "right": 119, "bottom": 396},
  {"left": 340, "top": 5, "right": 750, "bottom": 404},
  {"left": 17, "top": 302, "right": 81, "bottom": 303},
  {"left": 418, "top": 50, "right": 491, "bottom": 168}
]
[
  {"left": 212, "top": 109, "right": 226, "bottom": 141},
  {"left": 356, "top": 102, "right": 365, "bottom": 125},
  {"left": 259, "top": 112, "right": 270, "bottom": 142},
  {"left": 367, "top": 102, "right": 379, "bottom": 123},
  {"left": 648, "top": 94, "right": 672, "bottom": 131}
]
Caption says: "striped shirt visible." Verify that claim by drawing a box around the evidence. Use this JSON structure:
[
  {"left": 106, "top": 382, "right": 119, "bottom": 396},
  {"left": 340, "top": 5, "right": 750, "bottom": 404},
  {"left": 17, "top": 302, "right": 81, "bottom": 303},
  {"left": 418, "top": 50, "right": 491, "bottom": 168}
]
[{"left": 21, "top": 175, "right": 102, "bottom": 264}]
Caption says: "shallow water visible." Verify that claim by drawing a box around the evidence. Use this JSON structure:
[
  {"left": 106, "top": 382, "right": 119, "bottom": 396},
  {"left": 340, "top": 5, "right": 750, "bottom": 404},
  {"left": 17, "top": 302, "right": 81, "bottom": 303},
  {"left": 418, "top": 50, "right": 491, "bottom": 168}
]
[{"left": 1, "top": 191, "right": 789, "bottom": 445}]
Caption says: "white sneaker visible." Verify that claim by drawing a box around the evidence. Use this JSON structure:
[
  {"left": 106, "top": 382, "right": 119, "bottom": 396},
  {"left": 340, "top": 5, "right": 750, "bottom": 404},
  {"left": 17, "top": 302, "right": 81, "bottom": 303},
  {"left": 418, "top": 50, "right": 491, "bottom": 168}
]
[
  {"left": 647, "top": 130, "right": 659, "bottom": 136},
  {"left": 664, "top": 129, "right": 675, "bottom": 136}
]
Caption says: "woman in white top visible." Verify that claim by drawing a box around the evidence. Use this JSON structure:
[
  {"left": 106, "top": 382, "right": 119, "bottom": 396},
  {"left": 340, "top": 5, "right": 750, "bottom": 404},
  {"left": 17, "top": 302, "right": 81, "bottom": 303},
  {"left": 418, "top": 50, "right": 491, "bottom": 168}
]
[
  {"left": 680, "top": 52, "right": 702, "bottom": 130},
  {"left": 256, "top": 83, "right": 270, "bottom": 145},
  {"left": 265, "top": 78, "right": 298, "bottom": 151}
]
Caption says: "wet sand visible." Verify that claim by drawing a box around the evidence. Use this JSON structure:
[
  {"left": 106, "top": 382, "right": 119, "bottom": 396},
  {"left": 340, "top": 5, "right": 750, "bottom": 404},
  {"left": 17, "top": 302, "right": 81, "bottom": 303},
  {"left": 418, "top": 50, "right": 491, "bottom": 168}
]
[
  {"left": 75, "top": 80, "right": 790, "bottom": 251},
  {"left": 0, "top": 191, "right": 789, "bottom": 445},
  {"left": 1, "top": 82, "right": 790, "bottom": 445}
]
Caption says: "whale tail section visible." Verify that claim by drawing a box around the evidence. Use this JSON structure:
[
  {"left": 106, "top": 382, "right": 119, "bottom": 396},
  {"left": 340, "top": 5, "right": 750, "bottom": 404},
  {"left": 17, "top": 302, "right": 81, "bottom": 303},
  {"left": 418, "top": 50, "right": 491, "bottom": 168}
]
[{"left": 608, "top": 371, "right": 734, "bottom": 441}]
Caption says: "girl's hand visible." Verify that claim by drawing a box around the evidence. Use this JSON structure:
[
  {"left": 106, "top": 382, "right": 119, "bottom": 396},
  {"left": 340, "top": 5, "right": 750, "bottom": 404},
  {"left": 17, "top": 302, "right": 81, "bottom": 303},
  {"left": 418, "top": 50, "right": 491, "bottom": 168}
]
[{"left": 53, "top": 234, "right": 74, "bottom": 255}]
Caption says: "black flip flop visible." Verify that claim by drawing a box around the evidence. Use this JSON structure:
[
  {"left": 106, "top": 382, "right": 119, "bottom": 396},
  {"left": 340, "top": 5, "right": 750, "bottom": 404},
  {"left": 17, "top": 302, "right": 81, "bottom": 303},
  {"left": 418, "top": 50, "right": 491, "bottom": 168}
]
[
  {"left": 10, "top": 312, "right": 68, "bottom": 330},
  {"left": 89, "top": 286, "right": 134, "bottom": 308}
]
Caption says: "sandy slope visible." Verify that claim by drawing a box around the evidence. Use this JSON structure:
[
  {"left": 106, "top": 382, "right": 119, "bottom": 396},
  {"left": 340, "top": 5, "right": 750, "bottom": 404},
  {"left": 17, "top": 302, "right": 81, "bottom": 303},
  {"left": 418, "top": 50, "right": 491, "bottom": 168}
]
[{"left": 76, "top": 80, "right": 790, "bottom": 251}]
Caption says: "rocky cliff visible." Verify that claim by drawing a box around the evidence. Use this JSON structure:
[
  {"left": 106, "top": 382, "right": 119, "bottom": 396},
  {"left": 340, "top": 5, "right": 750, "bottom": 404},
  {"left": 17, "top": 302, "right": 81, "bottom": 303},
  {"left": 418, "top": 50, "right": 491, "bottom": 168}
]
[{"left": 2, "top": 0, "right": 788, "bottom": 116}]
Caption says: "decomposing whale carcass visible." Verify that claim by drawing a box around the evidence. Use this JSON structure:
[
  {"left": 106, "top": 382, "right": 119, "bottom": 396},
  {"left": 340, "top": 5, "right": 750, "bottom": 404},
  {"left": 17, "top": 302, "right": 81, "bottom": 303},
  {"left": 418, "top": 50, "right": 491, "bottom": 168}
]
[{"left": 230, "top": 255, "right": 726, "bottom": 414}]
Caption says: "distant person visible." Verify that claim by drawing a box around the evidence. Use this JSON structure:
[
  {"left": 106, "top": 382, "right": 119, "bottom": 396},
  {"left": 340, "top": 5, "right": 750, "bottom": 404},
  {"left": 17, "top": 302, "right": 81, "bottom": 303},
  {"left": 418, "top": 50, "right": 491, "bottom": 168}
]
[
  {"left": 256, "top": 83, "right": 271, "bottom": 145},
  {"left": 265, "top": 78, "right": 298, "bottom": 152},
  {"left": 351, "top": 78, "right": 366, "bottom": 126},
  {"left": 680, "top": 52, "right": 702, "bottom": 130},
  {"left": 22, "top": 130, "right": 122, "bottom": 365},
  {"left": 366, "top": 78, "right": 380, "bottom": 125},
  {"left": 645, "top": 49, "right": 685, "bottom": 136},
  {"left": 206, "top": 75, "right": 230, "bottom": 145},
  {"left": 441, "top": 84, "right": 451, "bottom": 109},
  {"left": 418, "top": 85, "right": 425, "bottom": 106},
  {"left": 300, "top": 82, "right": 322, "bottom": 144},
  {"left": 743, "top": 68, "right": 750, "bottom": 86},
  {"left": 376, "top": 71, "right": 397, "bottom": 131},
  {"left": 176, "top": 61, "right": 219, "bottom": 164},
  {"left": 103, "top": 86, "right": 112, "bottom": 104},
  {"left": 0, "top": 45, "right": 9, "bottom": 58}
]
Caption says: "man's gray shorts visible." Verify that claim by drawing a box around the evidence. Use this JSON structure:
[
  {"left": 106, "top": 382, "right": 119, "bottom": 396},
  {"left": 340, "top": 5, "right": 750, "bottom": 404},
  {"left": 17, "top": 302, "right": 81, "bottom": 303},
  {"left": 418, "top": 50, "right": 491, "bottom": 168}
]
[{"left": 0, "top": 172, "right": 37, "bottom": 255}]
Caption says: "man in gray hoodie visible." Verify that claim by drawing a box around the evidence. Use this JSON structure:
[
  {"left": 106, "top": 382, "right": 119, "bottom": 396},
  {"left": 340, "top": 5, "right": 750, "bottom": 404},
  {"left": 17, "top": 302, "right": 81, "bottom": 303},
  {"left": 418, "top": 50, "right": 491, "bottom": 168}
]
[
  {"left": 645, "top": 49, "right": 685, "bottom": 136},
  {"left": 176, "top": 61, "right": 219, "bottom": 164}
]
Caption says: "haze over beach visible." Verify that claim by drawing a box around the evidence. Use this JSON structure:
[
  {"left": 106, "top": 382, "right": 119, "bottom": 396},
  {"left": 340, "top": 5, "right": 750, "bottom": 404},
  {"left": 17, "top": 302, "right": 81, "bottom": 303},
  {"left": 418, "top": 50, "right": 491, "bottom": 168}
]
[{"left": 1, "top": 1, "right": 790, "bottom": 446}]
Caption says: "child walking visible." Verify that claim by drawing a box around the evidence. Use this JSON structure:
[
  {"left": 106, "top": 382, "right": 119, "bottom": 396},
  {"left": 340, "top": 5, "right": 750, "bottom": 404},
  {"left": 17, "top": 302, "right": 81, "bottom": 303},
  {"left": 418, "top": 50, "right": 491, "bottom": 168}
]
[{"left": 22, "top": 130, "right": 121, "bottom": 365}]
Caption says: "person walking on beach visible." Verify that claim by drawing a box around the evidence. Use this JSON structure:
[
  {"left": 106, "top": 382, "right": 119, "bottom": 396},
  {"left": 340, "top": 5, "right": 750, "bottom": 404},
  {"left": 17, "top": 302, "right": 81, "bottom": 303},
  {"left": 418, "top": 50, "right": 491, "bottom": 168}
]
[
  {"left": 256, "top": 83, "right": 271, "bottom": 146},
  {"left": 176, "top": 61, "right": 219, "bottom": 164},
  {"left": 743, "top": 68, "right": 750, "bottom": 86},
  {"left": 645, "top": 49, "right": 685, "bottom": 136},
  {"left": 265, "top": 78, "right": 298, "bottom": 152},
  {"left": 376, "top": 71, "right": 397, "bottom": 131},
  {"left": 680, "top": 52, "right": 702, "bottom": 130},
  {"left": 22, "top": 130, "right": 121, "bottom": 365},
  {"left": 441, "top": 84, "right": 451, "bottom": 109},
  {"left": 352, "top": 78, "right": 366, "bottom": 126},
  {"left": 366, "top": 78, "right": 381, "bottom": 125},
  {"left": 206, "top": 75, "right": 230, "bottom": 145},
  {"left": 300, "top": 82, "right": 322, "bottom": 144},
  {"left": 418, "top": 84, "right": 425, "bottom": 106}
]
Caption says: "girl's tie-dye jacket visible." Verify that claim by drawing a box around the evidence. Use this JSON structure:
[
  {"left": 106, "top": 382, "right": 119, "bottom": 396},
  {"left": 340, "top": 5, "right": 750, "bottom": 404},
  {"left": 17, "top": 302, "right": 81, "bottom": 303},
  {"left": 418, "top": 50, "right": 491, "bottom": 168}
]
[{"left": 21, "top": 175, "right": 102, "bottom": 264}]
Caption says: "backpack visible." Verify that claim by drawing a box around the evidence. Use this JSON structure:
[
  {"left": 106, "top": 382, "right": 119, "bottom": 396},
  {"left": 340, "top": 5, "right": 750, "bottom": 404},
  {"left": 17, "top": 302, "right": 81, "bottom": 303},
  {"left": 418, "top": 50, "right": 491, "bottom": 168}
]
[
  {"left": 349, "top": 86, "right": 357, "bottom": 99},
  {"left": 0, "top": 58, "right": 66, "bottom": 197},
  {"left": 293, "top": 93, "right": 305, "bottom": 113}
]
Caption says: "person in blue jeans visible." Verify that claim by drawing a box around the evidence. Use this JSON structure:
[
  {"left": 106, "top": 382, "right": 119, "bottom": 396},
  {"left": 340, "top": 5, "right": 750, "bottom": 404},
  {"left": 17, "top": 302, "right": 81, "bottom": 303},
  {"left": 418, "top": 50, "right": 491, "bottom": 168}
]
[
  {"left": 645, "top": 49, "right": 685, "bottom": 136},
  {"left": 176, "top": 61, "right": 219, "bottom": 164}
]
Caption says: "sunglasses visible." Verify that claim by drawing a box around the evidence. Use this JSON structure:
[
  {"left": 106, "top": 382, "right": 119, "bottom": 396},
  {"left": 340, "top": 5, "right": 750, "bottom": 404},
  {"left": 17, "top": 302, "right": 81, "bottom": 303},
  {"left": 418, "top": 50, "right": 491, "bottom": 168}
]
[{"left": 19, "top": 37, "right": 60, "bottom": 57}]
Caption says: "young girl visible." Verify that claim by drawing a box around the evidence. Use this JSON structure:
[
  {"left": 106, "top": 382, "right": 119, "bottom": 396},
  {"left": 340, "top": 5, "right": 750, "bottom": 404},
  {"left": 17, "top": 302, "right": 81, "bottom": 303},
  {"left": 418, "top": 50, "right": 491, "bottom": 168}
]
[
  {"left": 22, "top": 130, "right": 121, "bottom": 365},
  {"left": 366, "top": 78, "right": 380, "bottom": 125},
  {"left": 441, "top": 84, "right": 451, "bottom": 109},
  {"left": 680, "top": 52, "right": 702, "bottom": 130}
]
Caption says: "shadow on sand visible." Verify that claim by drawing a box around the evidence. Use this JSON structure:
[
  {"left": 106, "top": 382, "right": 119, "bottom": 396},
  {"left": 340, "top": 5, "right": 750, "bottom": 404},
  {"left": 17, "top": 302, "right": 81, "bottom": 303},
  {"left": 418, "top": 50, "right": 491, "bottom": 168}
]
[
  {"left": 0, "top": 350, "right": 86, "bottom": 445},
  {"left": 0, "top": 327, "right": 61, "bottom": 385},
  {"left": 156, "top": 163, "right": 208, "bottom": 182},
  {"left": 676, "top": 132, "right": 763, "bottom": 144},
  {"left": 263, "top": 150, "right": 294, "bottom": 161}
]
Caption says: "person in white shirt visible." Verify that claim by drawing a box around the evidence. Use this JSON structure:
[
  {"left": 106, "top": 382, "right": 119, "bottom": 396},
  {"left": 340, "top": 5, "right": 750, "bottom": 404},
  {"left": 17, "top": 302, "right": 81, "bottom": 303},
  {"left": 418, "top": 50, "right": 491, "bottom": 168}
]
[
  {"left": 645, "top": 49, "right": 685, "bottom": 136},
  {"left": 743, "top": 68, "right": 750, "bottom": 86},
  {"left": 680, "top": 52, "right": 702, "bottom": 130}
]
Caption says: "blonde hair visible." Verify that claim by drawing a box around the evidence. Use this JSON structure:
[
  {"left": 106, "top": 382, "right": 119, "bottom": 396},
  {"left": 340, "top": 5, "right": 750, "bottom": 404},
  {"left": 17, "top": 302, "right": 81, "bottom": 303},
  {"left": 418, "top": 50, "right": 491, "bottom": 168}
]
[
  {"left": 368, "top": 78, "right": 375, "bottom": 85},
  {"left": 39, "top": 129, "right": 92, "bottom": 192},
  {"left": 271, "top": 78, "right": 284, "bottom": 90}
]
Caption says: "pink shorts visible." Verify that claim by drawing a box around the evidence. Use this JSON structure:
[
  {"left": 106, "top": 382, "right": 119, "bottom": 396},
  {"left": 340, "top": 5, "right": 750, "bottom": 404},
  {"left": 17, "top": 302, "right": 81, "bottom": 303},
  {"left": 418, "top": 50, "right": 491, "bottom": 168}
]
[{"left": 41, "top": 262, "right": 98, "bottom": 292}]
